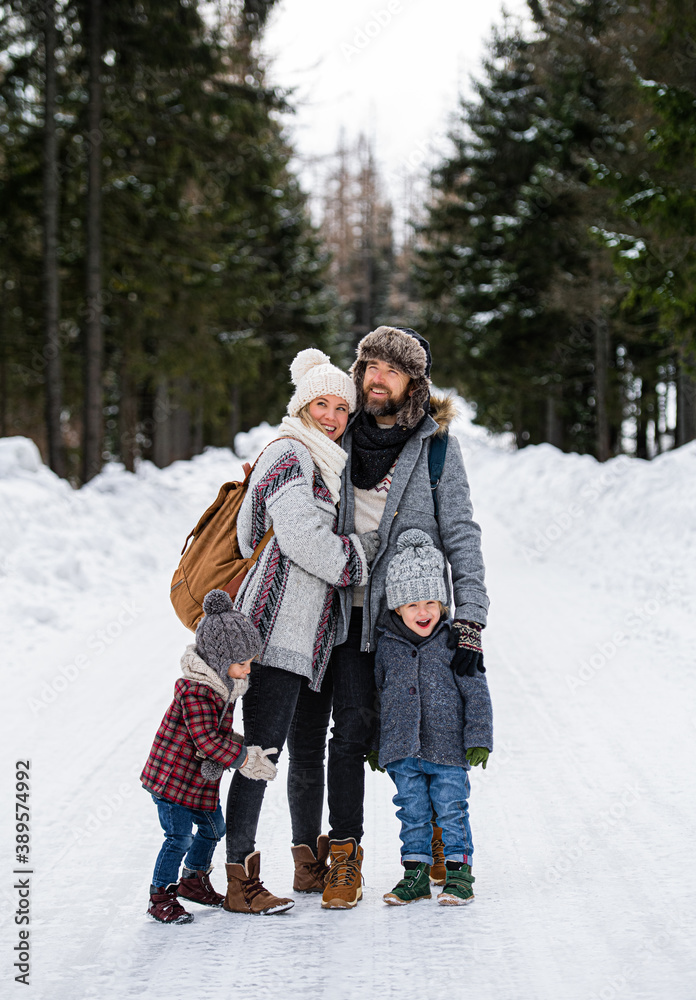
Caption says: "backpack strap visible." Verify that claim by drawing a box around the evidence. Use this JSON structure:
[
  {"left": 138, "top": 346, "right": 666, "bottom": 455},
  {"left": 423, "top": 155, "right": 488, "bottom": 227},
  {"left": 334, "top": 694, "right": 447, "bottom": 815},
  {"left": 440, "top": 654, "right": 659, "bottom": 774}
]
[{"left": 428, "top": 431, "right": 449, "bottom": 520}]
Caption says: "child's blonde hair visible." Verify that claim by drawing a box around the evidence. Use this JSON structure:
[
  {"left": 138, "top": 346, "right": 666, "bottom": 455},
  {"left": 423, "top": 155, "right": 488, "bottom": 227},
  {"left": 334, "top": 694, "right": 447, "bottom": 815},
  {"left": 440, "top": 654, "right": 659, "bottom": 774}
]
[{"left": 395, "top": 600, "right": 448, "bottom": 618}]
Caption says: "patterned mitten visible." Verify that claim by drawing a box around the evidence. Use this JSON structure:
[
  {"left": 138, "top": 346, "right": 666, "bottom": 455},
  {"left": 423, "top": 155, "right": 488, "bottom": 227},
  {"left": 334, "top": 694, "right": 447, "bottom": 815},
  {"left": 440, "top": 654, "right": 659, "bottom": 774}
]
[
  {"left": 239, "top": 746, "right": 278, "bottom": 782},
  {"left": 465, "top": 747, "right": 490, "bottom": 769},
  {"left": 447, "top": 620, "right": 485, "bottom": 676}
]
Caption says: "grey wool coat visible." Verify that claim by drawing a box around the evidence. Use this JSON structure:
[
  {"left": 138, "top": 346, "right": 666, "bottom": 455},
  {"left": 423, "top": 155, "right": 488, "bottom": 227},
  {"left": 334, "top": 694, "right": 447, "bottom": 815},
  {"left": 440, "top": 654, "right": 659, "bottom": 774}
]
[
  {"left": 375, "top": 620, "right": 493, "bottom": 769},
  {"left": 336, "top": 395, "right": 489, "bottom": 651},
  {"left": 234, "top": 438, "right": 369, "bottom": 691}
]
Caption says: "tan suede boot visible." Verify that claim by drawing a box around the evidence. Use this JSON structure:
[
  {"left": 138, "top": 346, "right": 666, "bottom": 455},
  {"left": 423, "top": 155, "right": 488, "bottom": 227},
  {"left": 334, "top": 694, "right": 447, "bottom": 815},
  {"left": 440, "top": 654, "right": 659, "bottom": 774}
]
[
  {"left": 292, "top": 835, "right": 330, "bottom": 893},
  {"left": 430, "top": 823, "right": 447, "bottom": 885},
  {"left": 321, "top": 838, "right": 364, "bottom": 909},
  {"left": 223, "top": 852, "right": 294, "bottom": 915}
]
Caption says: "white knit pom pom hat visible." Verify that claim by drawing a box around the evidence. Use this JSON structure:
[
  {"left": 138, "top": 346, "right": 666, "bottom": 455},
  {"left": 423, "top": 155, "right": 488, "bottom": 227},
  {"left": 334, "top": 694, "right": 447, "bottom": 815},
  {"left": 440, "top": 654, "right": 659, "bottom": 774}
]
[{"left": 287, "top": 348, "right": 357, "bottom": 416}]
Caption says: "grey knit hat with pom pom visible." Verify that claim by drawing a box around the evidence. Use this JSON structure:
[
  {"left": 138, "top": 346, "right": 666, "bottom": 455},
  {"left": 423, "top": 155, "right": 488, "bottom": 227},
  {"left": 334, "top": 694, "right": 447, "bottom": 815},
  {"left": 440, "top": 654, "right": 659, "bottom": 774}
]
[
  {"left": 385, "top": 529, "right": 448, "bottom": 610},
  {"left": 195, "top": 590, "right": 261, "bottom": 685}
]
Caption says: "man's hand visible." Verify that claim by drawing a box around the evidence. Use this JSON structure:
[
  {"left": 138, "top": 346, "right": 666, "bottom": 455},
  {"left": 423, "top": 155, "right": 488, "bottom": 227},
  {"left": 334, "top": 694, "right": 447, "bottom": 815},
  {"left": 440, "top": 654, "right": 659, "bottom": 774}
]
[
  {"left": 466, "top": 747, "right": 490, "bottom": 769},
  {"left": 447, "top": 620, "right": 485, "bottom": 676}
]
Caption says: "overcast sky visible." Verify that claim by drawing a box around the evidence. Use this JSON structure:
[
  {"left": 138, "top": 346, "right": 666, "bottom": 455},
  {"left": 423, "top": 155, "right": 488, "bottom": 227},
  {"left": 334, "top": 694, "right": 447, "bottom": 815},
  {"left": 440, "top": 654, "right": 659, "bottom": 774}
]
[{"left": 264, "top": 0, "right": 531, "bottom": 212}]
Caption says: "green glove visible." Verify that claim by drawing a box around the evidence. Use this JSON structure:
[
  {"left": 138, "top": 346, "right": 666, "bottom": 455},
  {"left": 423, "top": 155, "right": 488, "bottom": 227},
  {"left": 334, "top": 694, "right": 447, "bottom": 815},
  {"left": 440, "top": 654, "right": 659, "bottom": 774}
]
[
  {"left": 466, "top": 747, "right": 490, "bottom": 769},
  {"left": 365, "top": 750, "right": 385, "bottom": 773}
]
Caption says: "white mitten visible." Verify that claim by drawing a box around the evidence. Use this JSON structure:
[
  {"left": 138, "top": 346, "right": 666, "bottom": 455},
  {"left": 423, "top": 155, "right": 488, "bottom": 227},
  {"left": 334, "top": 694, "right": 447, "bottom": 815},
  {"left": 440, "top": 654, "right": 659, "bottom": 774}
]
[{"left": 239, "top": 746, "right": 278, "bottom": 782}]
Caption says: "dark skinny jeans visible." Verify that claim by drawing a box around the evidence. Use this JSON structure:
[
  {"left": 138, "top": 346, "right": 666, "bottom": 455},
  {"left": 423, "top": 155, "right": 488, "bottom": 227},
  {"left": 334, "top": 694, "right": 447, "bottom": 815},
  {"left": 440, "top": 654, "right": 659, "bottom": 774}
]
[
  {"left": 326, "top": 607, "right": 379, "bottom": 844},
  {"left": 225, "top": 661, "right": 332, "bottom": 864}
]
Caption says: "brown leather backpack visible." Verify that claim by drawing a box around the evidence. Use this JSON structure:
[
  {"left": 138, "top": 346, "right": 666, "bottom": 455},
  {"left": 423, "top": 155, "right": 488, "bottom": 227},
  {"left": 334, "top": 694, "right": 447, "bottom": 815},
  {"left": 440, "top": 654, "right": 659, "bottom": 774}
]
[{"left": 169, "top": 447, "right": 281, "bottom": 631}]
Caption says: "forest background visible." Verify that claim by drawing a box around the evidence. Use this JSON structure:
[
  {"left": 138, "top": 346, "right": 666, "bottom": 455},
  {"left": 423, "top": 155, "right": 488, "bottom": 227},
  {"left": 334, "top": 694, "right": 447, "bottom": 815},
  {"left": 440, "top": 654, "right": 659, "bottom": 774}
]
[{"left": 1, "top": 0, "right": 695, "bottom": 483}]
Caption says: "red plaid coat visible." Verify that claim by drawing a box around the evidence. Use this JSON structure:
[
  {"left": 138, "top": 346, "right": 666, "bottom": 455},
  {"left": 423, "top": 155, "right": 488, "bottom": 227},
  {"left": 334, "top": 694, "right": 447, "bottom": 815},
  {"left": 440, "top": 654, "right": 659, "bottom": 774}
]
[{"left": 141, "top": 678, "right": 244, "bottom": 811}]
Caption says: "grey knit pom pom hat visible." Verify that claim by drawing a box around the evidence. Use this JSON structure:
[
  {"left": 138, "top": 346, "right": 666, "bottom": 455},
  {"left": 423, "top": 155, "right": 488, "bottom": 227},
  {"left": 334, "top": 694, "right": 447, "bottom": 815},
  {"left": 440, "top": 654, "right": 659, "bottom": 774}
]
[
  {"left": 385, "top": 529, "right": 448, "bottom": 610},
  {"left": 195, "top": 590, "right": 261, "bottom": 686}
]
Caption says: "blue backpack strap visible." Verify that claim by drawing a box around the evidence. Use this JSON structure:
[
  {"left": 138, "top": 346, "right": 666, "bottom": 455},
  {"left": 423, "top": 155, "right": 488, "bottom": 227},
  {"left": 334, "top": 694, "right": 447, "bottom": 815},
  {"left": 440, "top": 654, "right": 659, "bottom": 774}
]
[{"left": 428, "top": 431, "right": 448, "bottom": 519}]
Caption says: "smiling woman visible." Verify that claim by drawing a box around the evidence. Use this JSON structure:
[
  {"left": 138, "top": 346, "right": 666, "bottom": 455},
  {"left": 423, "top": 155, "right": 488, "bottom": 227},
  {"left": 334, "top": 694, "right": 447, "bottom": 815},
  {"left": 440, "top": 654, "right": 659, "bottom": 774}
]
[
  {"left": 222, "top": 348, "right": 380, "bottom": 911},
  {"left": 303, "top": 394, "right": 350, "bottom": 442}
]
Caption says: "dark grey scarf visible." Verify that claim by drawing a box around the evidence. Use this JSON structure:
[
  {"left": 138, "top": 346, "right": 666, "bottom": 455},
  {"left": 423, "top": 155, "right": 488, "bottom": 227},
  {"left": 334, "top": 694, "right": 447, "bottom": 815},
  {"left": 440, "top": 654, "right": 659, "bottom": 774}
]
[{"left": 351, "top": 410, "right": 426, "bottom": 490}]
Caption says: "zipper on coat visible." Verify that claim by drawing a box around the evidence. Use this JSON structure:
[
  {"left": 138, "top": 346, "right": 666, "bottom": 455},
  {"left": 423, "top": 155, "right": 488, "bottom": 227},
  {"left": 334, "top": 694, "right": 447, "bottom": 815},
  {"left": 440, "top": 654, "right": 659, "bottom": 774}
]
[{"left": 364, "top": 578, "right": 372, "bottom": 653}]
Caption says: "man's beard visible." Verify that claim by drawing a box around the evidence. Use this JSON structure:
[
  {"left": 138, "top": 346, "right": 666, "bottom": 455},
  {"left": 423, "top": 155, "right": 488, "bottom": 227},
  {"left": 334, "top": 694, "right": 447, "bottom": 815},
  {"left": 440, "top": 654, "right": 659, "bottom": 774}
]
[{"left": 363, "top": 383, "right": 409, "bottom": 418}]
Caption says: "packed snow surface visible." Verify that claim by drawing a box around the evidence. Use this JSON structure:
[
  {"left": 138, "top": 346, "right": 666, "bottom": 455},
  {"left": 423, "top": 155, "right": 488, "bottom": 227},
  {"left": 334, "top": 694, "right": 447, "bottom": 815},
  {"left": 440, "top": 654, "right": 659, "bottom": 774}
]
[{"left": 2, "top": 402, "right": 695, "bottom": 1000}]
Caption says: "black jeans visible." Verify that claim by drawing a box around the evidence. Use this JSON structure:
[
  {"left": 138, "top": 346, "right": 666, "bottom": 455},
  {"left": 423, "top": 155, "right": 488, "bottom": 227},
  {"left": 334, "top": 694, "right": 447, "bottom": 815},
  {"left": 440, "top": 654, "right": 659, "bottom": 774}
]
[
  {"left": 225, "top": 662, "right": 333, "bottom": 864},
  {"left": 326, "top": 607, "right": 379, "bottom": 844}
]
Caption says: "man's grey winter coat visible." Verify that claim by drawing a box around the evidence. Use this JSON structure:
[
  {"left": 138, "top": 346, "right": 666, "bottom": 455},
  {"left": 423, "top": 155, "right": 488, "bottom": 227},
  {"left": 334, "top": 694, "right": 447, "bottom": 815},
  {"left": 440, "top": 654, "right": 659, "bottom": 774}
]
[
  {"left": 336, "top": 396, "right": 489, "bottom": 651},
  {"left": 374, "top": 621, "right": 493, "bottom": 769}
]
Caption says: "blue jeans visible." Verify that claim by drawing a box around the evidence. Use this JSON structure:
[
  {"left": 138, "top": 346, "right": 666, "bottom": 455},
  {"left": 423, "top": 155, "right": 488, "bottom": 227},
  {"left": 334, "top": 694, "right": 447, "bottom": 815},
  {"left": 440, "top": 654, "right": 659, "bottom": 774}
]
[
  {"left": 386, "top": 757, "right": 473, "bottom": 865},
  {"left": 225, "top": 662, "right": 333, "bottom": 863},
  {"left": 151, "top": 795, "right": 226, "bottom": 888}
]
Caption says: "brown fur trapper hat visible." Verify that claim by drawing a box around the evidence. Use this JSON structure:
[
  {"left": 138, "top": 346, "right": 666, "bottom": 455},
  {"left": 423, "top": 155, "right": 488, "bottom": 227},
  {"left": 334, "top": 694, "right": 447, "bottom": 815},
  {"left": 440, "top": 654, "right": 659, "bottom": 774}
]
[{"left": 350, "top": 326, "right": 432, "bottom": 429}]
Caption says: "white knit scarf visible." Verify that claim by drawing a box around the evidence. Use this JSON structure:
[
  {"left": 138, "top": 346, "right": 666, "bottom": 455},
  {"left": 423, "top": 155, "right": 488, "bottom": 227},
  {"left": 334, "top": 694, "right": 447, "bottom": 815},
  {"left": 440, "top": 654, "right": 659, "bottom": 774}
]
[{"left": 275, "top": 416, "right": 347, "bottom": 505}]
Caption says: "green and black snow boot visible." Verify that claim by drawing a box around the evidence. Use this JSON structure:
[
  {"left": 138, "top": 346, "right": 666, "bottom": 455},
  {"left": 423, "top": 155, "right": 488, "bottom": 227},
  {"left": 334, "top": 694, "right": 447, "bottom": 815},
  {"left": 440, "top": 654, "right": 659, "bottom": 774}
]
[
  {"left": 383, "top": 862, "right": 432, "bottom": 906},
  {"left": 438, "top": 863, "right": 475, "bottom": 906}
]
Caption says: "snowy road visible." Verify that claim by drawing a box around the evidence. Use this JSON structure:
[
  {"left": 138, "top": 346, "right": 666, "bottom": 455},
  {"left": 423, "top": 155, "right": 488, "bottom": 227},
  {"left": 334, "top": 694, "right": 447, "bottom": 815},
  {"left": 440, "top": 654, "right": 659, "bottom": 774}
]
[{"left": 2, "top": 429, "right": 695, "bottom": 999}]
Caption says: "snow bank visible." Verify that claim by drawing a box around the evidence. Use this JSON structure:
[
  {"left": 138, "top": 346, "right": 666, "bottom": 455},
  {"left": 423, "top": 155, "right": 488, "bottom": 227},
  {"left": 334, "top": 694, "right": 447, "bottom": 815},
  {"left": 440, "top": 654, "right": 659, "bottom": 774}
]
[
  {"left": 467, "top": 438, "right": 696, "bottom": 614},
  {"left": 0, "top": 441, "right": 246, "bottom": 644},
  {"left": 1, "top": 412, "right": 693, "bottom": 647}
]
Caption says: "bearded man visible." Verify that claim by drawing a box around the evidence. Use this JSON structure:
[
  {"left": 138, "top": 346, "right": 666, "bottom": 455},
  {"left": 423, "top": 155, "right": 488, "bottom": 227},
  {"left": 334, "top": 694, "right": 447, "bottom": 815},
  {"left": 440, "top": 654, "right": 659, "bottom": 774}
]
[{"left": 319, "top": 325, "right": 490, "bottom": 908}]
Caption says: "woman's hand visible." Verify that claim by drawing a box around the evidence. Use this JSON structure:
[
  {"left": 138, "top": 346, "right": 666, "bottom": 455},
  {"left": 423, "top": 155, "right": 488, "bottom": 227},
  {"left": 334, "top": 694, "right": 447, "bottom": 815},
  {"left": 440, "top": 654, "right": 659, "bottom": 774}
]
[{"left": 358, "top": 530, "right": 380, "bottom": 565}]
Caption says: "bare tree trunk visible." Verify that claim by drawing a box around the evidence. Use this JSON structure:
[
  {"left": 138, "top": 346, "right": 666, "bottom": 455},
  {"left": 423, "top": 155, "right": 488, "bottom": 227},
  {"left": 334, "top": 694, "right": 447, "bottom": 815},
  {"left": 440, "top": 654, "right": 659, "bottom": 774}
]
[
  {"left": 635, "top": 377, "right": 652, "bottom": 459},
  {"left": 594, "top": 315, "right": 611, "bottom": 461},
  {"left": 82, "top": 0, "right": 103, "bottom": 482},
  {"left": 0, "top": 280, "right": 7, "bottom": 438},
  {"left": 676, "top": 367, "right": 696, "bottom": 446},
  {"left": 545, "top": 387, "right": 564, "bottom": 449},
  {"left": 152, "top": 379, "right": 170, "bottom": 468},
  {"left": 119, "top": 360, "right": 138, "bottom": 473},
  {"left": 229, "top": 383, "right": 241, "bottom": 448},
  {"left": 42, "top": 1, "right": 66, "bottom": 477}
]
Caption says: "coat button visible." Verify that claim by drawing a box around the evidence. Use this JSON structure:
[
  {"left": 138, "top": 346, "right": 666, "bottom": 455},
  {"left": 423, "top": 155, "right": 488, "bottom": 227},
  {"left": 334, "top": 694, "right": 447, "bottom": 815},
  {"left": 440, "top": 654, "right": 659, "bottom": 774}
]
[
  {"left": 409, "top": 686, "right": 416, "bottom": 695},
  {"left": 411, "top": 650, "right": 417, "bottom": 658}
]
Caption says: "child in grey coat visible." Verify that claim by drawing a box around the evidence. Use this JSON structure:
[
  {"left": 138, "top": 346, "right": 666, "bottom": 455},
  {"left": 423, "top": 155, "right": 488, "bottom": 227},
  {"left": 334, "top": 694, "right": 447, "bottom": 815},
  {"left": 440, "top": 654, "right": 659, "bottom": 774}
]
[{"left": 375, "top": 529, "right": 493, "bottom": 906}]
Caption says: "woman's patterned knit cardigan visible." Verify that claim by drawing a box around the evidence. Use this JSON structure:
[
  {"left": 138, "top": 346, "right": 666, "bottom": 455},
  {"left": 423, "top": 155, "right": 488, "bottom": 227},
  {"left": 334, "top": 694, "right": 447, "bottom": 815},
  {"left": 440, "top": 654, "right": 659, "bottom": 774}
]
[{"left": 234, "top": 438, "right": 369, "bottom": 691}]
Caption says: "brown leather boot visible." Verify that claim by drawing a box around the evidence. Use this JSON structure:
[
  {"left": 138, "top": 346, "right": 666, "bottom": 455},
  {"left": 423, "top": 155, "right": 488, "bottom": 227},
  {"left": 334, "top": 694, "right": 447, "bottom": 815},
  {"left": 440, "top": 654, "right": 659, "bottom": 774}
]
[
  {"left": 223, "top": 852, "right": 294, "bottom": 915},
  {"left": 430, "top": 823, "right": 446, "bottom": 885},
  {"left": 292, "top": 835, "right": 330, "bottom": 892},
  {"left": 321, "top": 838, "right": 364, "bottom": 909}
]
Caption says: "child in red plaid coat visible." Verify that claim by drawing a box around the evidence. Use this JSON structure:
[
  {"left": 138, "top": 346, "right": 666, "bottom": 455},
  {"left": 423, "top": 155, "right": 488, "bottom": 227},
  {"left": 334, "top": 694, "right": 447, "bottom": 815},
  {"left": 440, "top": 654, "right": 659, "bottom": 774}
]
[{"left": 141, "top": 590, "right": 283, "bottom": 924}]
